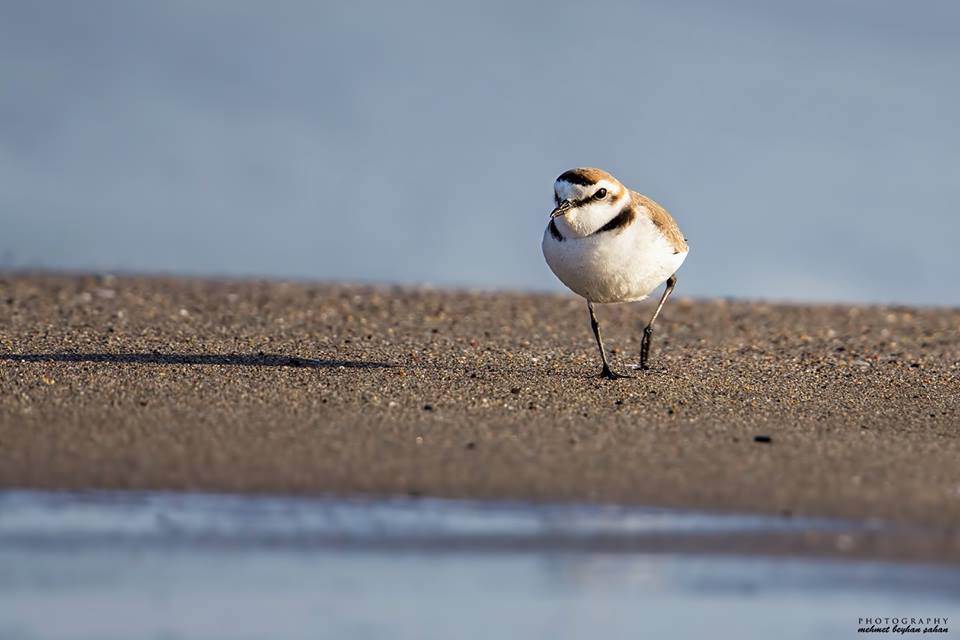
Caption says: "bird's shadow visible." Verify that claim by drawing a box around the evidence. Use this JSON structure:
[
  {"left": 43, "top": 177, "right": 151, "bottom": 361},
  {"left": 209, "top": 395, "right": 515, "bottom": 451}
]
[{"left": 0, "top": 352, "right": 391, "bottom": 369}]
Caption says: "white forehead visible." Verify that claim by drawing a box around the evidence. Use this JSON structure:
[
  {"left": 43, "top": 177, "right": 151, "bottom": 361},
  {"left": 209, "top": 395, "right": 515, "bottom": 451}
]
[{"left": 554, "top": 179, "right": 619, "bottom": 200}]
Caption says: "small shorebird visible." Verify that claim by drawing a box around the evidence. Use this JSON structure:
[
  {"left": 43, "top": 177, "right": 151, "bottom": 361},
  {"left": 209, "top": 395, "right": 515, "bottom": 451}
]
[{"left": 542, "top": 167, "right": 688, "bottom": 379}]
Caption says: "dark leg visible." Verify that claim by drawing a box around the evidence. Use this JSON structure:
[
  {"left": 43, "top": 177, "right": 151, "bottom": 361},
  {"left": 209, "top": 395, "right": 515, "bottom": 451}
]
[
  {"left": 588, "top": 301, "right": 629, "bottom": 380},
  {"left": 639, "top": 274, "right": 678, "bottom": 370}
]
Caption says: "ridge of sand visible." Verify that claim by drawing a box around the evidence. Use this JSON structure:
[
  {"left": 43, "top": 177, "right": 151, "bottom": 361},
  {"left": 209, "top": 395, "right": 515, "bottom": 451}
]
[{"left": 1, "top": 273, "right": 959, "bottom": 559}]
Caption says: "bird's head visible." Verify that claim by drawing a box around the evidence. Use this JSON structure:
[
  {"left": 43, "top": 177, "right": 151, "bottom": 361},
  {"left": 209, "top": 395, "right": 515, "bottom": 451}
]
[{"left": 550, "top": 168, "right": 630, "bottom": 237}]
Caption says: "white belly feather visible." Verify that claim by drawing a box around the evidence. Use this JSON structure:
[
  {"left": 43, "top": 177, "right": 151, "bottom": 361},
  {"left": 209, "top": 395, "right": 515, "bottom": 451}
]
[{"left": 542, "top": 214, "right": 687, "bottom": 304}]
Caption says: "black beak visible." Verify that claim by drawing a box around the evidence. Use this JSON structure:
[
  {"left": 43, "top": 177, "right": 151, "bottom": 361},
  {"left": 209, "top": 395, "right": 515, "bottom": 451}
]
[{"left": 550, "top": 200, "right": 572, "bottom": 218}]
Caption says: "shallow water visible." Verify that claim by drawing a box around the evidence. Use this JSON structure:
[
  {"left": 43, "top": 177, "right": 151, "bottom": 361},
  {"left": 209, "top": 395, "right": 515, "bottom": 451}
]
[{"left": 0, "top": 491, "right": 956, "bottom": 640}]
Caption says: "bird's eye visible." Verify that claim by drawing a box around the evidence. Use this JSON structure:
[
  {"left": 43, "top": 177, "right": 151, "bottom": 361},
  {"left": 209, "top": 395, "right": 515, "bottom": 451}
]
[{"left": 594, "top": 188, "right": 607, "bottom": 200}]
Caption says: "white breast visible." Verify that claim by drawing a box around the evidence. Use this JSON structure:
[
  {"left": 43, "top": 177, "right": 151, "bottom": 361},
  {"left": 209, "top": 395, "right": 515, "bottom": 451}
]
[{"left": 542, "top": 214, "right": 687, "bottom": 304}]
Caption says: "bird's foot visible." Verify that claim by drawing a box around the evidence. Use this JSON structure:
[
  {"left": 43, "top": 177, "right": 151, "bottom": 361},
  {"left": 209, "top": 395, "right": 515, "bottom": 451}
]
[{"left": 599, "top": 366, "right": 632, "bottom": 380}]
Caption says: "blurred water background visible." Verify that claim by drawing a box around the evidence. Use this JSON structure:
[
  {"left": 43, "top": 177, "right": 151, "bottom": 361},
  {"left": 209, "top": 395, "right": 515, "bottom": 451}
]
[
  {"left": 2, "top": 491, "right": 958, "bottom": 640},
  {"left": 2, "top": 1, "right": 959, "bottom": 305}
]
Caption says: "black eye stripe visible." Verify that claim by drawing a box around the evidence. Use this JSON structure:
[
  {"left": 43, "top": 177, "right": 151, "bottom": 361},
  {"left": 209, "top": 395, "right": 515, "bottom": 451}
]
[
  {"left": 571, "top": 196, "right": 591, "bottom": 208},
  {"left": 566, "top": 190, "right": 614, "bottom": 210}
]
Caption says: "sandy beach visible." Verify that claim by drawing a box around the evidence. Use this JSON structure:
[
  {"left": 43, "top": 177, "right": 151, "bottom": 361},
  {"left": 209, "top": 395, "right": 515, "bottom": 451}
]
[{"left": 1, "top": 273, "right": 958, "bottom": 551}]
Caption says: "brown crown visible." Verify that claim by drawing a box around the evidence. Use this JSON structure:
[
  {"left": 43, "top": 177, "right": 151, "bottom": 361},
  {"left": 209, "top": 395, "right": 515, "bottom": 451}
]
[{"left": 556, "top": 167, "right": 619, "bottom": 187}]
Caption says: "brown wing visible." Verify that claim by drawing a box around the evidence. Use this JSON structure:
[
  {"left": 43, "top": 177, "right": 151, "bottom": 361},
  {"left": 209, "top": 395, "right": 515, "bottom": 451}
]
[{"left": 631, "top": 190, "right": 688, "bottom": 254}]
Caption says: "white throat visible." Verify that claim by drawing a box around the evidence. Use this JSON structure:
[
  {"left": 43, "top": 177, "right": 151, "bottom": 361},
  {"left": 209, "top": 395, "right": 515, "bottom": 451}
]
[{"left": 554, "top": 194, "right": 629, "bottom": 237}]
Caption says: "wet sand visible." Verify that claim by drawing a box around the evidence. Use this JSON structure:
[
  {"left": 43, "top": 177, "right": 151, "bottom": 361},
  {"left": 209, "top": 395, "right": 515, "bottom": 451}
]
[{"left": 1, "top": 273, "right": 959, "bottom": 559}]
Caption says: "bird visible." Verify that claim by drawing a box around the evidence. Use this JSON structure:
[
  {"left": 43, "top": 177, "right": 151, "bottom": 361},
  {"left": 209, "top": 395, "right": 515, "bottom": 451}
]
[{"left": 541, "top": 167, "right": 688, "bottom": 379}]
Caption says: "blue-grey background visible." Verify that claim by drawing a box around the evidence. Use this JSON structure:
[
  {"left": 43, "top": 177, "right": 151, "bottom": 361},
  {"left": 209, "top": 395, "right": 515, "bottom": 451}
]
[{"left": 2, "top": 0, "right": 958, "bottom": 304}]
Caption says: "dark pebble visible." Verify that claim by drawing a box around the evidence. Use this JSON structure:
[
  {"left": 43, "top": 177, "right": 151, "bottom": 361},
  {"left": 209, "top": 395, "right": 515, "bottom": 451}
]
[{"left": 754, "top": 435, "right": 772, "bottom": 443}]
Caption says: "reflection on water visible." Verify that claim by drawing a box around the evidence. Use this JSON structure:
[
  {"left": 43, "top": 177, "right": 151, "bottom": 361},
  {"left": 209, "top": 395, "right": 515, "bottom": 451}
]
[{"left": 0, "top": 491, "right": 957, "bottom": 640}]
